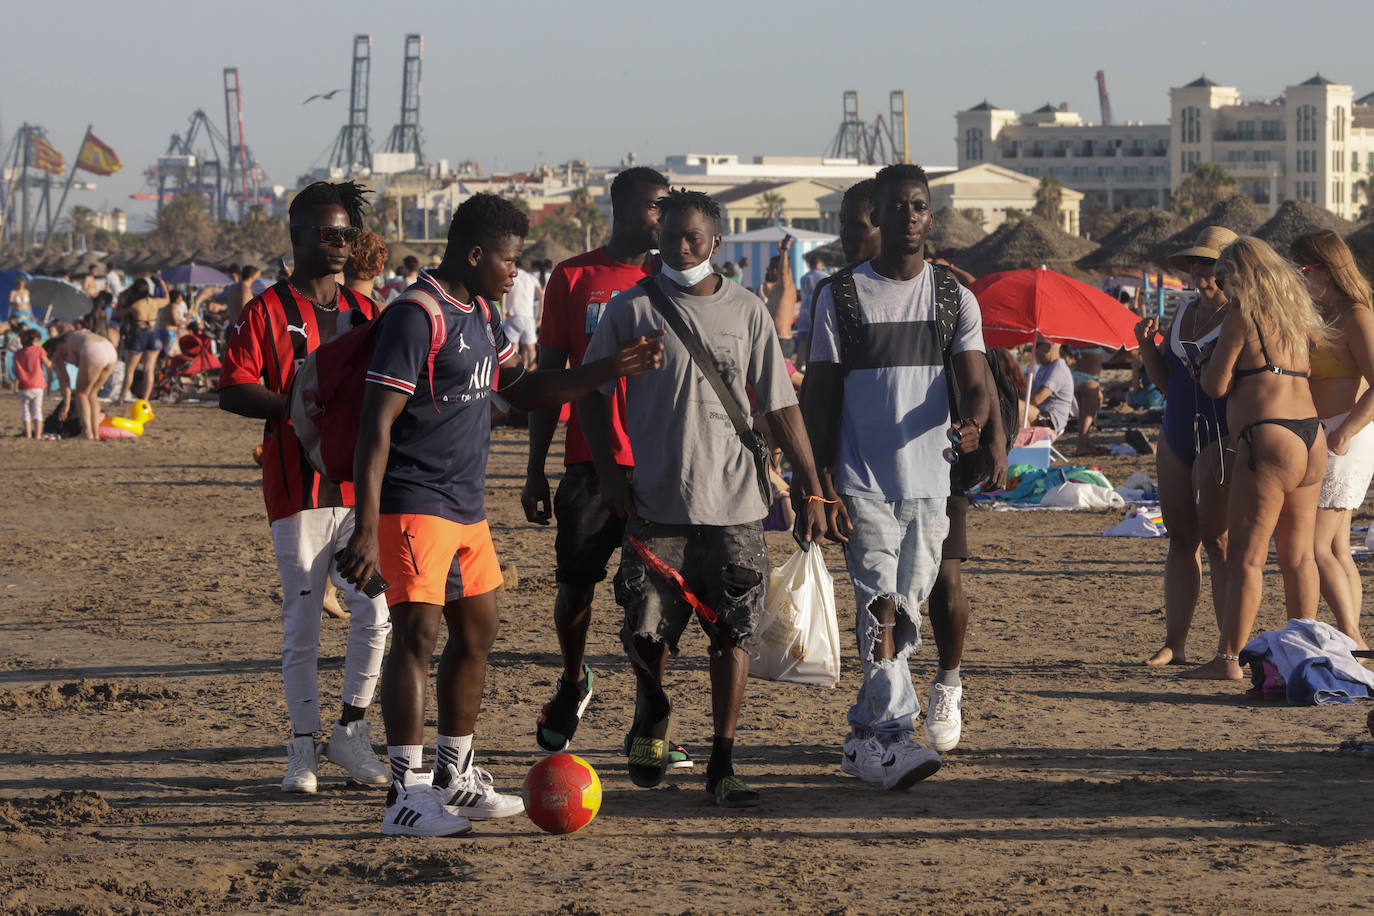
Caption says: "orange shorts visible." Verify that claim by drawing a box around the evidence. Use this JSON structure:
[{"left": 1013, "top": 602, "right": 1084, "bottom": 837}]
[{"left": 377, "top": 514, "right": 503, "bottom": 607}]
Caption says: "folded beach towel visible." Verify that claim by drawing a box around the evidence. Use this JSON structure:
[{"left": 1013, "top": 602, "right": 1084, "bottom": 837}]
[{"left": 1239, "top": 619, "right": 1374, "bottom": 705}]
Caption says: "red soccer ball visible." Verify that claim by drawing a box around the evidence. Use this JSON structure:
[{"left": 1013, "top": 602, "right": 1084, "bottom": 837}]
[{"left": 522, "top": 753, "right": 602, "bottom": 834}]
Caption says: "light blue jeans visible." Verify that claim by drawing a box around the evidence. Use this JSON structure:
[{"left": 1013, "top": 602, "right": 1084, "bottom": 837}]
[{"left": 841, "top": 494, "right": 948, "bottom": 741}]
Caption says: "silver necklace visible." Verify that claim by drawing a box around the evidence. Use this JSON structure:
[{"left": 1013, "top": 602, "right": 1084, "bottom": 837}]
[{"left": 289, "top": 279, "right": 339, "bottom": 312}]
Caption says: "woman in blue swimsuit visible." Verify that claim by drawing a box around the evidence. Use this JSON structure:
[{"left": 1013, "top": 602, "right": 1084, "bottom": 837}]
[
  {"left": 1134, "top": 226, "right": 1237, "bottom": 666},
  {"left": 1183, "top": 237, "right": 1329, "bottom": 680}
]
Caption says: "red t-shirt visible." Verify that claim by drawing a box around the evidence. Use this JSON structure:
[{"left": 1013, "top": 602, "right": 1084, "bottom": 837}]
[
  {"left": 219, "top": 281, "right": 376, "bottom": 524},
  {"left": 538, "top": 248, "right": 648, "bottom": 467},
  {"left": 14, "top": 345, "right": 45, "bottom": 390}
]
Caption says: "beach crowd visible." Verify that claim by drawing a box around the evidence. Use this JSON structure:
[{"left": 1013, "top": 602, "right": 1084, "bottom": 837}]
[{"left": 4, "top": 162, "right": 1371, "bottom": 838}]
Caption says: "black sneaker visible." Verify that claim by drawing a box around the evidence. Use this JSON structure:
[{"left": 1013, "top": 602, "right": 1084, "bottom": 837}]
[{"left": 535, "top": 665, "right": 594, "bottom": 753}]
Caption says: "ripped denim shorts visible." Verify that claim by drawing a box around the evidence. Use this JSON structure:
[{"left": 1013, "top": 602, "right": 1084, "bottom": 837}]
[{"left": 614, "top": 519, "right": 768, "bottom": 668}]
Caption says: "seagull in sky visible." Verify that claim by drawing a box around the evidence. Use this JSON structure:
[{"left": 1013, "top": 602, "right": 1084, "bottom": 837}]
[{"left": 302, "top": 89, "right": 344, "bottom": 104}]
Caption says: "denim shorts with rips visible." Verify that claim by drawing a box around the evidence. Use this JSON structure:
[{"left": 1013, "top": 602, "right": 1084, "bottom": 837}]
[
  {"left": 840, "top": 494, "right": 949, "bottom": 741},
  {"left": 613, "top": 519, "right": 768, "bottom": 672}
]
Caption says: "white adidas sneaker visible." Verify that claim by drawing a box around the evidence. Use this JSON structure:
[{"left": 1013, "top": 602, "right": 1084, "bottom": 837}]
[
  {"left": 434, "top": 762, "right": 524, "bottom": 819},
  {"left": 381, "top": 770, "right": 474, "bottom": 837}
]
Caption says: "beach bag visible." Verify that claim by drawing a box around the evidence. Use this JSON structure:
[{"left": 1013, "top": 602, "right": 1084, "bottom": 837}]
[
  {"left": 288, "top": 290, "right": 447, "bottom": 482},
  {"left": 748, "top": 547, "right": 841, "bottom": 688}
]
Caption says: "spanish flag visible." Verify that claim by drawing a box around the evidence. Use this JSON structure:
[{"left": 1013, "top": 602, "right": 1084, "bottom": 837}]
[
  {"left": 77, "top": 132, "right": 122, "bottom": 176},
  {"left": 30, "top": 134, "right": 64, "bottom": 175}
]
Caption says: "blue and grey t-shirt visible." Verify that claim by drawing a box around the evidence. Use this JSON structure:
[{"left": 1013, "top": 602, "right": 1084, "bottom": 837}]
[{"left": 809, "top": 261, "right": 985, "bottom": 501}]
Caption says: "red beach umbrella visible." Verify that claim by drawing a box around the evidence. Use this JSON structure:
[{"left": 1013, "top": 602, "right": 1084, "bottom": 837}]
[{"left": 970, "top": 267, "right": 1142, "bottom": 350}]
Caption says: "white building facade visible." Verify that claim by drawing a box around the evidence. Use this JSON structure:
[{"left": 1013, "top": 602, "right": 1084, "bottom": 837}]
[{"left": 955, "top": 74, "right": 1374, "bottom": 220}]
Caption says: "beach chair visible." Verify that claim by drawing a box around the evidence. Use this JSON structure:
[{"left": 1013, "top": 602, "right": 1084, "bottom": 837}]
[
  {"left": 1007, "top": 426, "right": 1067, "bottom": 469},
  {"left": 152, "top": 331, "right": 221, "bottom": 401}
]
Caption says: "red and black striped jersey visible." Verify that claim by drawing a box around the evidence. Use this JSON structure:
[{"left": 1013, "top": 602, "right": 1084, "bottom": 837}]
[{"left": 221, "top": 280, "right": 378, "bottom": 524}]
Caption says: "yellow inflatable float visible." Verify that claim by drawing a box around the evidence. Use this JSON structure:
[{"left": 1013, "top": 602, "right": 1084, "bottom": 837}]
[{"left": 99, "top": 400, "right": 155, "bottom": 439}]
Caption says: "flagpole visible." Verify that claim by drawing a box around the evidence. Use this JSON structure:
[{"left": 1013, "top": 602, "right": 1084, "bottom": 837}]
[{"left": 44, "top": 124, "right": 91, "bottom": 251}]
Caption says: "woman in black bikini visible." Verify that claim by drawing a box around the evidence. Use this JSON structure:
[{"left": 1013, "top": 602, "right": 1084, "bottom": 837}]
[{"left": 1183, "top": 237, "right": 1331, "bottom": 680}]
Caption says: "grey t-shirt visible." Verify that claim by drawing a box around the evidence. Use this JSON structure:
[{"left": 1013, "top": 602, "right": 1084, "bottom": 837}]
[
  {"left": 809, "top": 261, "right": 985, "bottom": 501},
  {"left": 1030, "top": 358, "right": 1074, "bottom": 434},
  {"left": 583, "top": 274, "right": 797, "bottom": 526}
]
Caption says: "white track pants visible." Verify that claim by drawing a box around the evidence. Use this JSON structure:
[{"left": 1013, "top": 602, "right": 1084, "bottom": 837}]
[{"left": 270, "top": 507, "right": 391, "bottom": 735}]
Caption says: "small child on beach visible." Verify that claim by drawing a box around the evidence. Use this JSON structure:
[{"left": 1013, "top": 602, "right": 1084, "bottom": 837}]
[{"left": 14, "top": 329, "right": 51, "bottom": 439}]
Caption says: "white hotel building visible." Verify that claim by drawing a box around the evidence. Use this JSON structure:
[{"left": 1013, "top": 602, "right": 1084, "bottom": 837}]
[{"left": 955, "top": 74, "right": 1374, "bottom": 221}]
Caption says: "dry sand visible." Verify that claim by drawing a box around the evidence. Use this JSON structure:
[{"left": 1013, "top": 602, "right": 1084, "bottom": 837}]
[{"left": 1, "top": 397, "right": 1371, "bottom": 915}]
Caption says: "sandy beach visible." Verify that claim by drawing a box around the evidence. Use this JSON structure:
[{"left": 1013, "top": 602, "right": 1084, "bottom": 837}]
[{"left": 2, "top": 396, "right": 1371, "bottom": 915}]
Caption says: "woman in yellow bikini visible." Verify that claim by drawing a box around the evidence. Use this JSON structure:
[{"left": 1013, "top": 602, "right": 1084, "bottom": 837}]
[
  {"left": 1184, "top": 237, "right": 1330, "bottom": 680},
  {"left": 1292, "top": 230, "right": 1374, "bottom": 650}
]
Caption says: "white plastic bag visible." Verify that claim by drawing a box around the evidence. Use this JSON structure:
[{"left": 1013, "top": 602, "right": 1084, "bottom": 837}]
[
  {"left": 1040, "top": 480, "right": 1126, "bottom": 509},
  {"left": 747, "top": 547, "right": 841, "bottom": 688}
]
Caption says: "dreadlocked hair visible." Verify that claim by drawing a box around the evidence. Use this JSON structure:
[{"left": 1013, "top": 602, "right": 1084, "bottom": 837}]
[
  {"left": 658, "top": 188, "right": 720, "bottom": 222},
  {"left": 289, "top": 180, "right": 371, "bottom": 228}
]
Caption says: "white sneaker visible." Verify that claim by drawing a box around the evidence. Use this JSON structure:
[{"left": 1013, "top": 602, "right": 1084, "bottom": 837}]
[
  {"left": 324, "top": 720, "right": 390, "bottom": 787},
  {"left": 879, "top": 736, "right": 942, "bottom": 791},
  {"left": 923, "top": 682, "right": 964, "bottom": 752},
  {"left": 381, "top": 770, "right": 474, "bottom": 837},
  {"left": 281, "top": 735, "right": 320, "bottom": 794},
  {"left": 840, "top": 734, "right": 887, "bottom": 784},
  {"left": 434, "top": 763, "right": 524, "bottom": 819}
]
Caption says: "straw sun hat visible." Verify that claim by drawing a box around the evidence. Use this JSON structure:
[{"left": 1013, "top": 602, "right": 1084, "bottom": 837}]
[{"left": 1168, "top": 225, "right": 1239, "bottom": 270}]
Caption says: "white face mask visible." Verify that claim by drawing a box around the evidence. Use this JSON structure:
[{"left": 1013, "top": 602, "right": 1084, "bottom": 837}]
[{"left": 661, "top": 243, "right": 716, "bottom": 288}]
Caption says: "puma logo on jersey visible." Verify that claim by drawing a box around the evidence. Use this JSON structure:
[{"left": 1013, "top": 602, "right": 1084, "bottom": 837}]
[{"left": 286, "top": 322, "right": 307, "bottom": 339}]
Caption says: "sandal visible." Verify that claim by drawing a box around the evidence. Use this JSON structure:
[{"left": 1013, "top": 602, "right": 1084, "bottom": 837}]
[
  {"left": 623, "top": 733, "right": 693, "bottom": 769},
  {"left": 535, "top": 665, "right": 594, "bottom": 753},
  {"left": 709, "top": 774, "right": 760, "bottom": 808},
  {"left": 626, "top": 693, "right": 672, "bottom": 788}
]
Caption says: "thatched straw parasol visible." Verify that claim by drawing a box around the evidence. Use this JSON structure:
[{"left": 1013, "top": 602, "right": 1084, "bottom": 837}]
[
  {"left": 928, "top": 207, "right": 987, "bottom": 255},
  {"left": 519, "top": 238, "right": 578, "bottom": 269},
  {"left": 1154, "top": 195, "right": 1265, "bottom": 266},
  {"left": 1254, "top": 200, "right": 1358, "bottom": 255},
  {"left": 1077, "top": 209, "right": 1186, "bottom": 274},
  {"left": 958, "top": 216, "right": 1096, "bottom": 280},
  {"left": 1347, "top": 223, "right": 1374, "bottom": 280}
]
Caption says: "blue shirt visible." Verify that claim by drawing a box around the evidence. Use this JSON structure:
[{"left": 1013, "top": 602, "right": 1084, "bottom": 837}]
[{"left": 366, "top": 272, "right": 515, "bottom": 524}]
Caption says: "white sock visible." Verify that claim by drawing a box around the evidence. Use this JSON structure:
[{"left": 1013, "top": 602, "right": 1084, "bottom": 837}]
[
  {"left": 935, "top": 666, "right": 962, "bottom": 689},
  {"left": 387, "top": 744, "right": 424, "bottom": 785},
  {"left": 435, "top": 734, "right": 473, "bottom": 774}
]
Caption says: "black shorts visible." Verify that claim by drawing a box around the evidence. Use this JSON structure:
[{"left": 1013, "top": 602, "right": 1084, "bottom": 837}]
[
  {"left": 614, "top": 519, "right": 767, "bottom": 664},
  {"left": 553, "top": 463, "right": 626, "bottom": 585},
  {"left": 941, "top": 494, "right": 969, "bottom": 561}
]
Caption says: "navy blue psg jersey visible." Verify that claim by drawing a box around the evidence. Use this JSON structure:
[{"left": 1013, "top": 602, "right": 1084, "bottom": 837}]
[{"left": 365, "top": 271, "right": 515, "bottom": 524}]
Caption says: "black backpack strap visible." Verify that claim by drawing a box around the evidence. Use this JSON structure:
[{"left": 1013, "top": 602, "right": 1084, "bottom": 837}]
[
  {"left": 932, "top": 264, "right": 963, "bottom": 427},
  {"left": 829, "top": 267, "right": 861, "bottom": 375},
  {"left": 637, "top": 277, "right": 771, "bottom": 510}
]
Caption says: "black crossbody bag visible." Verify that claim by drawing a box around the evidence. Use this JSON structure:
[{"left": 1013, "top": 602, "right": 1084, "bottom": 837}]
[{"left": 637, "top": 276, "right": 773, "bottom": 511}]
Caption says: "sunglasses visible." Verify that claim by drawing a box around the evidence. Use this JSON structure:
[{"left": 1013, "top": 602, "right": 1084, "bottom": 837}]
[{"left": 292, "top": 224, "right": 361, "bottom": 245}]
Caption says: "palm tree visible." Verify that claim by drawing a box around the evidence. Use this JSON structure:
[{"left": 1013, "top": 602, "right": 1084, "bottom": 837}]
[
  {"left": 1171, "top": 163, "right": 1238, "bottom": 219},
  {"left": 1033, "top": 176, "right": 1064, "bottom": 225},
  {"left": 1353, "top": 178, "right": 1374, "bottom": 221},
  {"left": 756, "top": 192, "right": 786, "bottom": 224}
]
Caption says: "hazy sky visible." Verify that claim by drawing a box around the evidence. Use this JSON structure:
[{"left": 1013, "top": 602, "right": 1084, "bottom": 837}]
[{"left": 5, "top": 0, "right": 1371, "bottom": 231}]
